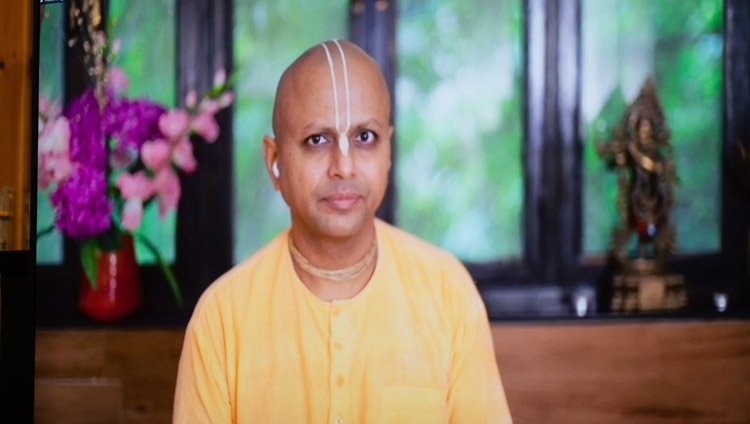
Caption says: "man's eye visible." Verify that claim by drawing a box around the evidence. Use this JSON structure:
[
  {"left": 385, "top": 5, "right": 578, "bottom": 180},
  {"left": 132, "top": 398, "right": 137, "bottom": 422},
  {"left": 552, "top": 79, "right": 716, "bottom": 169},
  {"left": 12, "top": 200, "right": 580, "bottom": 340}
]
[
  {"left": 305, "top": 134, "right": 327, "bottom": 146},
  {"left": 357, "top": 130, "right": 376, "bottom": 143}
]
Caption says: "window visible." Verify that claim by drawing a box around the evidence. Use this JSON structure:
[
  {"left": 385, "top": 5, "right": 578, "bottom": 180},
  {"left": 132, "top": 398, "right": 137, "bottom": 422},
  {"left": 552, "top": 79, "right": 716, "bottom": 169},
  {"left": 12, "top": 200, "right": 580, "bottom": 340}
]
[
  {"left": 582, "top": 0, "right": 723, "bottom": 255},
  {"left": 36, "top": 0, "right": 750, "bottom": 325},
  {"left": 396, "top": 0, "right": 524, "bottom": 262}
]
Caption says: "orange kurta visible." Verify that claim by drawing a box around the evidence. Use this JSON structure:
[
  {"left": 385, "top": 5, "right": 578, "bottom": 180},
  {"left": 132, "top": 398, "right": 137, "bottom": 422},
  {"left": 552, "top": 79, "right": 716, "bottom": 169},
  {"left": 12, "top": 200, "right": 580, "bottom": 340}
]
[{"left": 174, "top": 220, "right": 512, "bottom": 423}]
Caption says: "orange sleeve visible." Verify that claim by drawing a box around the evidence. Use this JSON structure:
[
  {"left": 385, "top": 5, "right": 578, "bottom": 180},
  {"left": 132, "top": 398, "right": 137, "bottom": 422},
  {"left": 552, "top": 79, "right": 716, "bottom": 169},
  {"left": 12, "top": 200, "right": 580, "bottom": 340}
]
[
  {"left": 446, "top": 267, "right": 513, "bottom": 424},
  {"left": 173, "top": 295, "right": 233, "bottom": 424}
]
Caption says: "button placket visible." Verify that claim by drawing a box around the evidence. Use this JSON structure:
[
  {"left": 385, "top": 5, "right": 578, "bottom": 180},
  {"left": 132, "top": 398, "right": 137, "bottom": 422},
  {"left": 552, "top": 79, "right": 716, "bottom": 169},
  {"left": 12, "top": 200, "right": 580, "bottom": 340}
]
[{"left": 329, "top": 303, "right": 350, "bottom": 424}]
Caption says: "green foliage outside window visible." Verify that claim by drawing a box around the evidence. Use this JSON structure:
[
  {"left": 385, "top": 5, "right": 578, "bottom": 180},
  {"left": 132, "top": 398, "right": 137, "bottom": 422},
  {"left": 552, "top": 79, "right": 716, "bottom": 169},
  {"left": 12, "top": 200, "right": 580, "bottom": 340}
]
[
  {"left": 37, "top": 5, "right": 64, "bottom": 264},
  {"left": 396, "top": 0, "right": 524, "bottom": 262}
]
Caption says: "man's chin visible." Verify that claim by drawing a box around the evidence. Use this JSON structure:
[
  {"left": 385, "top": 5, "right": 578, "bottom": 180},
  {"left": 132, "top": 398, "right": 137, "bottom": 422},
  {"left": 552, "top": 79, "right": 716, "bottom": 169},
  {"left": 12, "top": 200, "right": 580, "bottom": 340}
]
[{"left": 313, "top": 213, "right": 373, "bottom": 240}]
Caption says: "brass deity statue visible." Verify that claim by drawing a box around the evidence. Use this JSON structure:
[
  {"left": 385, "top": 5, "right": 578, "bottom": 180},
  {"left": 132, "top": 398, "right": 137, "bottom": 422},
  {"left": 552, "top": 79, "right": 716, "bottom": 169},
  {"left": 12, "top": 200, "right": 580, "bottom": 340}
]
[{"left": 597, "top": 79, "right": 685, "bottom": 312}]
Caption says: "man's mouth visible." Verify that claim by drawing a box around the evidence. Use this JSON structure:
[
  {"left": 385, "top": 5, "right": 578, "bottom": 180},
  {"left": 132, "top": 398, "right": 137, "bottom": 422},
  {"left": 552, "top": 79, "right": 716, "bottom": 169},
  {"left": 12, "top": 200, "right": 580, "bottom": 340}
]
[{"left": 323, "top": 193, "right": 361, "bottom": 211}]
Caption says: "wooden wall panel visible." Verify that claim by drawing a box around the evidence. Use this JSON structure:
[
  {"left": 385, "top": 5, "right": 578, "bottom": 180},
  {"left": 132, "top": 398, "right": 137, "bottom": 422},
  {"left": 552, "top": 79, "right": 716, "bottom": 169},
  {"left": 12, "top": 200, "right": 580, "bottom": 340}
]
[
  {"left": 493, "top": 320, "right": 750, "bottom": 424},
  {"left": 35, "top": 378, "right": 123, "bottom": 424},
  {"left": 35, "top": 321, "right": 750, "bottom": 424},
  {"left": 36, "top": 330, "right": 184, "bottom": 424}
]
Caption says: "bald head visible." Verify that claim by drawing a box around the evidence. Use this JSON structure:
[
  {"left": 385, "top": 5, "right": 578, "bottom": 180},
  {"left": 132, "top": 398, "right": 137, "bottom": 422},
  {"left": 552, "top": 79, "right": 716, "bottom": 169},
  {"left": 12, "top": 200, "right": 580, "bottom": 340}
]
[
  {"left": 271, "top": 40, "right": 391, "bottom": 142},
  {"left": 262, "top": 40, "right": 394, "bottom": 243}
]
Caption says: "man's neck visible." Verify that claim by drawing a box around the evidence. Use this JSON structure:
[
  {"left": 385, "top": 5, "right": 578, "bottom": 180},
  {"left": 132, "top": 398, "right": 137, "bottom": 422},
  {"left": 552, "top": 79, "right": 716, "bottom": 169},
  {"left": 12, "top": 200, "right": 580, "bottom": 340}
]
[
  {"left": 289, "top": 223, "right": 378, "bottom": 301},
  {"left": 293, "top": 261, "right": 377, "bottom": 301}
]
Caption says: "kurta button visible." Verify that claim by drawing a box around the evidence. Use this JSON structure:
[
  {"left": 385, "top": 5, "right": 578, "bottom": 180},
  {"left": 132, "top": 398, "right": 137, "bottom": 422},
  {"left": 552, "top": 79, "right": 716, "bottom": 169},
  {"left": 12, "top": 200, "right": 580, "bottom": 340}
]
[
  {"left": 333, "top": 340, "right": 343, "bottom": 350},
  {"left": 335, "top": 375, "right": 345, "bottom": 387},
  {"left": 334, "top": 416, "right": 343, "bottom": 424}
]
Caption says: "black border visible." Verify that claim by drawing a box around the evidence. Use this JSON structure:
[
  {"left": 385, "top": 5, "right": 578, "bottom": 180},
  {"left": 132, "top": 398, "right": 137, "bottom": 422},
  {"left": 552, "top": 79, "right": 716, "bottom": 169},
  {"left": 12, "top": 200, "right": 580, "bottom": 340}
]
[{"left": 0, "top": 1, "right": 39, "bottom": 421}]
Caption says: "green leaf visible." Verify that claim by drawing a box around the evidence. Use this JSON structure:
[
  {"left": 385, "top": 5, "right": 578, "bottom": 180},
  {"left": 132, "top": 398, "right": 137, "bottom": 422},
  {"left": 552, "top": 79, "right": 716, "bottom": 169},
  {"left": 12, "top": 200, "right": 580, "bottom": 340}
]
[
  {"left": 134, "top": 232, "right": 183, "bottom": 307},
  {"left": 206, "top": 68, "right": 239, "bottom": 98},
  {"left": 80, "top": 239, "right": 99, "bottom": 290},
  {"left": 225, "top": 66, "right": 241, "bottom": 89},
  {"left": 37, "top": 223, "right": 56, "bottom": 239}
]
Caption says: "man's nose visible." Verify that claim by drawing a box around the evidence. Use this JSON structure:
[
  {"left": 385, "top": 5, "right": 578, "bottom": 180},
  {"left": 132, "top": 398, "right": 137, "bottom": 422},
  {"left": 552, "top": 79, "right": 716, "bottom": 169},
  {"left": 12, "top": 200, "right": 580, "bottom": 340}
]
[{"left": 329, "top": 137, "right": 354, "bottom": 179}]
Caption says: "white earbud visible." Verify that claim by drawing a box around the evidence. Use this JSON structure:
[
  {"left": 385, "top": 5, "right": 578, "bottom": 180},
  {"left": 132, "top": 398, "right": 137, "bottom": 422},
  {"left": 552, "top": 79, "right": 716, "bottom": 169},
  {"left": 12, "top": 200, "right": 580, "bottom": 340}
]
[{"left": 272, "top": 161, "right": 280, "bottom": 178}]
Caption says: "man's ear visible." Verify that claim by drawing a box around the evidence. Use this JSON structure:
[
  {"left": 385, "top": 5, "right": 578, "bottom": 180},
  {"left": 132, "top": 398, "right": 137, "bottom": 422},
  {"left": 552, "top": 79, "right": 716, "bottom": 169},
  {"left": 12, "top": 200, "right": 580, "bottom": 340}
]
[{"left": 263, "top": 135, "right": 281, "bottom": 191}]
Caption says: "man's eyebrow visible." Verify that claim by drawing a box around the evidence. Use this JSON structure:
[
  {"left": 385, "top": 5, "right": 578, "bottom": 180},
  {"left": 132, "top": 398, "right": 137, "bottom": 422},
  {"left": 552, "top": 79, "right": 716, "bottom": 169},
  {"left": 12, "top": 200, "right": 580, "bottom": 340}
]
[
  {"left": 353, "top": 119, "right": 387, "bottom": 130},
  {"left": 300, "top": 122, "right": 338, "bottom": 134},
  {"left": 299, "top": 119, "right": 387, "bottom": 135}
]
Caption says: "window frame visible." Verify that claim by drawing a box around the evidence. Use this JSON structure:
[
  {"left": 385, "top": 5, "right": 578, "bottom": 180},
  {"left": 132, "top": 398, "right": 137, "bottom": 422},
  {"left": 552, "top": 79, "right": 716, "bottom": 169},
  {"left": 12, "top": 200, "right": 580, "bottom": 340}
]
[{"left": 36, "top": 0, "right": 750, "bottom": 326}]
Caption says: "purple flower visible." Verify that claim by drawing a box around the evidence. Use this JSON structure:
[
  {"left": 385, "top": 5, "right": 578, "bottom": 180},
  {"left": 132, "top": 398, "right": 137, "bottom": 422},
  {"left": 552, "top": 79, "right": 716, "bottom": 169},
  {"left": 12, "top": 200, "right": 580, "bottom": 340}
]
[
  {"left": 52, "top": 90, "right": 166, "bottom": 239},
  {"left": 64, "top": 90, "right": 107, "bottom": 172},
  {"left": 42, "top": 68, "right": 229, "bottom": 241},
  {"left": 105, "top": 97, "right": 166, "bottom": 157},
  {"left": 50, "top": 165, "right": 113, "bottom": 239}
]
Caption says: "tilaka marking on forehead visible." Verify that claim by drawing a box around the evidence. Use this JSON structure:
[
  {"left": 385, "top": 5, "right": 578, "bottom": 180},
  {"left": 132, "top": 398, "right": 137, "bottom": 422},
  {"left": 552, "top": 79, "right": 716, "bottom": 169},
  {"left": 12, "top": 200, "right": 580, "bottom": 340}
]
[{"left": 320, "top": 40, "right": 351, "bottom": 156}]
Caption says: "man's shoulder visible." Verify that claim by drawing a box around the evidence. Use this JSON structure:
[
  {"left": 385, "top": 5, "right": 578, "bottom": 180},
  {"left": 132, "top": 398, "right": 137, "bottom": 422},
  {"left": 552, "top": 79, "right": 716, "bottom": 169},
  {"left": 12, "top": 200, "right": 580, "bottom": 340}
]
[
  {"left": 376, "top": 219, "right": 465, "bottom": 270},
  {"left": 375, "top": 220, "right": 486, "bottom": 316},
  {"left": 376, "top": 220, "right": 477, "bottom": 301},
  {"left": 196, "top": 231, "right": 288, "bottom": 302}
]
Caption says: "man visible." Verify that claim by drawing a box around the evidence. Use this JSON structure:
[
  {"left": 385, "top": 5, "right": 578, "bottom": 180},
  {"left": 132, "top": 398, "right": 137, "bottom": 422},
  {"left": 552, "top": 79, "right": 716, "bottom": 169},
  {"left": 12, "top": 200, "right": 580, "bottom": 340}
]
[{"left": 173, "top": 39, "right": 513, "bottom": 423}]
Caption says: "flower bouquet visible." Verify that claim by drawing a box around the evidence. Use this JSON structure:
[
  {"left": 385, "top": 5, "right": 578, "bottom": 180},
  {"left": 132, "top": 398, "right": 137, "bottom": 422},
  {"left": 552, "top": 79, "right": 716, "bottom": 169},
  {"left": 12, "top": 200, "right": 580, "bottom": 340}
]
[{"left": 38, "top": 3, "right": 233, "bottom": 310}]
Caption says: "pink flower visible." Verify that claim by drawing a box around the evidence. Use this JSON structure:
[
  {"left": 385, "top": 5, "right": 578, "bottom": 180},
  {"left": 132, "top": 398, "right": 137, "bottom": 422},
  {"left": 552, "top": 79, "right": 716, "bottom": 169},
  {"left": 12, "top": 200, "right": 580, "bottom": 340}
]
[
  {"left": 141, "top": 139, "right": 171, "bottom": 172},
  {"left": 185, "top": 90, "right": 197, "bottom": 109},
  {"left": 38, "top": 117, "right": 72, "bottom": 190},
  {"left": 218, "top": 92, "right": 234, "bottom": 108},
  {"left": 191, "top": 112, "right": 219, "bottom": 143},
  {"left": 39, "top": 117, "right": 70, "bottom": 156},
  {"left": 39, "top": 95, "right": 61, "bottom": 120},
  {"left": 171, "top": 137, "right": 197, "bottom": 173},
  {"left": 116, "top": 172, "right": 155, "bottom": 231},
  {"left": 199, "top": 98, "right": 220, "bottom": 115},
  {"left": 38, "top": 157, "right": 72, "bottom": 190},
  {"left": 116, "top": 171, "right": 155, "bottom": 200},
  {"left": 213, "top": 68, "right": 227, "bottom": 87},
  {"left": 121, "top": 197, "right": 144, "bottom": 231},
  {"left": 154, "top": 168, "right": 181, "bottom": 218},
  {"left": 159, "top": 109, "right": 190, "bottom": 139},
  {"left": 107, "top": 66, "right": 129, "bottom": 94},
  {"left": 110, "top": 38, "right": 121, "bottom": 55},
  {"left": 39, "top": 95, "right": 52, "bottom": 118}
]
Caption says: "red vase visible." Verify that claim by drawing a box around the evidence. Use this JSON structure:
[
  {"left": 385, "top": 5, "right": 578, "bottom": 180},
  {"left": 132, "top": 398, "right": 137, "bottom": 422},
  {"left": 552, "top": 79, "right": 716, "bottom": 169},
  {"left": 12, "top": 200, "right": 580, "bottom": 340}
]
[{"left": 79, "top": 234, "right": 142, "bottom": 322}]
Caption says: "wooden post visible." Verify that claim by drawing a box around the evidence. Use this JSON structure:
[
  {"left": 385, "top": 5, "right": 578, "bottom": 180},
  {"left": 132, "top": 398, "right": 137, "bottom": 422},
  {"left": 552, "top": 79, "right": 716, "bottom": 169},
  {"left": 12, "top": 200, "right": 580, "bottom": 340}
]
[{"left": 0, "top": 1, "right": 33, "bottom": 250}]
